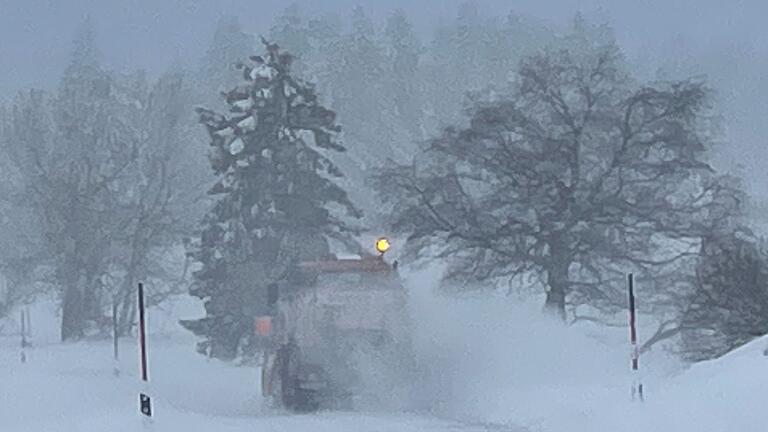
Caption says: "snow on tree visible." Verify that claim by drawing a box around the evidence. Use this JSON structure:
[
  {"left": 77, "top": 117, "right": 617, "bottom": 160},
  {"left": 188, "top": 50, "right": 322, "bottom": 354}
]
[
  {"left": 49, "top": 21, "right": 140, "bottom": 341},
  {"left": 182, "top": 40, "right": 360, "bottom": 360},
  {"left": 1, "top": 20, "right": 197, "bottom": 340},
  {"left": 3, "top": 20, "right": 134, "bottom": 340},
  {"left": 107, "top": 69, "right": 196, "bottom": 336},
  {"left": 0, "top": 103, "right": 49, "bottom": 320}
]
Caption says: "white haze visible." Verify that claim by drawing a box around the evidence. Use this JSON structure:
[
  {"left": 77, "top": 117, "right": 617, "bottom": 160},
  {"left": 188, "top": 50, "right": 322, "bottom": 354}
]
[
  {"left": 1, "top": 1, "right": 768, "bottom": 430},
  {"left": 3, "top": 0, "right": 768, "bottom": 210},
  {"left": 3, "top": 267, "right": 766, "bottom": 431},
  {"left": 363, "top": 265, "right": 766, "bottom": 431},
  {"left": 403, "top": 266, "right": 663, "bottom": 429}
]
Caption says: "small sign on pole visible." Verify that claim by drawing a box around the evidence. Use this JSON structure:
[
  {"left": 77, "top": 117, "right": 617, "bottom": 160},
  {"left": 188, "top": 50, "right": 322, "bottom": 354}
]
[
  {"left": 137, "top": 282, "right": 153, "bottom": 419},
  {"left": 140, "top": 393, "right": 152, "bottom": 417}
]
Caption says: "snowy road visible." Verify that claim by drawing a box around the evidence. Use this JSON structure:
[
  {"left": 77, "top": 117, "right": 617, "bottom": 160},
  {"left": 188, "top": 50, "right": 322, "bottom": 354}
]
[
  {"left": 0, "top": 335, "right": 526, "bottom": 432},
  {"left": 4, "top": 294, "right": 768, "bottom": 432}
]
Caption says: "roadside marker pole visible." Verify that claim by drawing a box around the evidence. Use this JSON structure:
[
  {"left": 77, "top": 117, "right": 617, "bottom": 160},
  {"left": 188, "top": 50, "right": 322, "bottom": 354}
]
[
  {"left": 629, "top": 273, "right": 644, "bottom": 402},
  {"left": 20, "top": 309, "right": 27, "bottom": 364},
  {"left": 26, "top": 308, "right": 31, "bottom": 340},
  {"left": 137, "top": 283, "right": 153, "bottom": 422},
  {"left": 113, "top": 301, "right": 120, "bottom": 377}
]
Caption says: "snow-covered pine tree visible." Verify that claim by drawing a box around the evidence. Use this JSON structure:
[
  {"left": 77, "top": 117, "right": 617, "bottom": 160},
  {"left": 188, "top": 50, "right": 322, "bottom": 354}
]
[{"left": 182, "top": 40, "right": 360, "bottom": 360}]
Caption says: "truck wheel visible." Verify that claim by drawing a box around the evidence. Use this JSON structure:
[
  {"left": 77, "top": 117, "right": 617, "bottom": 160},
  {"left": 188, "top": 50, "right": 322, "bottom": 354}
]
[
  {"left": 274, "top": 341, "right": 316, "bottom": 411},
  {"left": 261, "top": 353, "right": 276, "bottom": 399}
]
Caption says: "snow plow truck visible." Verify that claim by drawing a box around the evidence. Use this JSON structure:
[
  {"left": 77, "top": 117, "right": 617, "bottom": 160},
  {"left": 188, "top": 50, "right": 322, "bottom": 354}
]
[{"left": 257, "top": 238, "right": 413, "bottom": 412}]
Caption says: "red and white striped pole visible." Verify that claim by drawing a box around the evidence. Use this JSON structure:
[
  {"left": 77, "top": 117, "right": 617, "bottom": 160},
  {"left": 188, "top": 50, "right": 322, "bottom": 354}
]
[
  {"left": 138, "top": 282, "right": 153, "bottom": 420},
  {"left": 628, "top": 273, "right": 644, "bottom": 401}
]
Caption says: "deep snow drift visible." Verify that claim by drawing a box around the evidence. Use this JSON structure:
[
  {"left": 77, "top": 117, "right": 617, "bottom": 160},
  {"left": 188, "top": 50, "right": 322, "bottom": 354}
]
[{"left": 1, "top": 269, "right": 767, "bottom": 432}]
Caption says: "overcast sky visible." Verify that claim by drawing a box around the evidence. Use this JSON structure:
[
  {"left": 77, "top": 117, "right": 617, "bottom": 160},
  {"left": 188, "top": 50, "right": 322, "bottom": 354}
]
[
  {"left": 1, "top": 0, "right": 767, "bottom": 200},
  {"left": 2, "top": 0, "right": 765, "bottom": 95}
]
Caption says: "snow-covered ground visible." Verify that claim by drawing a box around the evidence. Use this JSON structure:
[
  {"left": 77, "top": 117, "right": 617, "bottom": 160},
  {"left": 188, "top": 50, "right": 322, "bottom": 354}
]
[
  {"left": 2, "top": 271, "right": 767, "bottom": 432},
  {"left": 0, "top": 335, "right": 524, "bottom": 432}
]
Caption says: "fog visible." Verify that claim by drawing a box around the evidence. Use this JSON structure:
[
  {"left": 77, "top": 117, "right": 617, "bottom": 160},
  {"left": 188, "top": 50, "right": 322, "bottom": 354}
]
[
  {"left": 3, "top": 0, "right": 767, "bottom": 203},
  {"left": 405, "top": 266, "right": 657, "bottom": 430},
  {"left": 2, "top": 267, "right": 765, "bottom": 431},
  {"left": 2, "top": 1, "right": 768, "bottom": 430},
  {"left": 403, "top": 266, "right": 765, "bottom": 432}
]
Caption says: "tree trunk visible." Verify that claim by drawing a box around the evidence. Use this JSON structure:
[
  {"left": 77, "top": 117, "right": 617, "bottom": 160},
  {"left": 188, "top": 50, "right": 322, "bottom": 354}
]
[
  {"left": 0, "top": 273, "right": 18, "bottom": 320},
  {"left": 60, "top": 208, "right": 92, "bottom": 341},
  {"left": 61, "top": 278, "right": 85, "bottom": 341},
  {"left": 544, "top": 258, "right": 570, "bottom": 321},
  {"left": 116, "top": 235, "right": 140, "bottom": 336},
  {"left": 211, "top": 330, "right": 241, "bottom": 360},
  {"left": 117, "top": 289, "right": 136, "bottom": 337},
  {"left": 116, "top": 222, "right": 149, "bottom": 337},
  {"left": 60, "top": 237, "right": 90, "bottom": 341}
]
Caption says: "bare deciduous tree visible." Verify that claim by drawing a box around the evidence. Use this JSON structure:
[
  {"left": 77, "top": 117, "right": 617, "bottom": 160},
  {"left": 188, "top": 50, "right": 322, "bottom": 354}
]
[
  {"left": 1, "top": 24, "right": 201, "bottom": 340},
  {"left": 378, "top": 39, "right": 742, "bottom": 319},
  {"left": 677, "top": 232, "right": 768, "bottom": 361}
]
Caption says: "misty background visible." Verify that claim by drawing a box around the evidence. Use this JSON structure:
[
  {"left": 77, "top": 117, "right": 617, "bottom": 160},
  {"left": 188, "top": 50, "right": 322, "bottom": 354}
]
[
  {"left": 1, "top": 1, "right": 768, "bottom": 431},
  {"left": 0, "top": 0, "right": 765, "bottom": 360},
  {"left": 2, "top": 0, "right": 767, "bottom": 210}
]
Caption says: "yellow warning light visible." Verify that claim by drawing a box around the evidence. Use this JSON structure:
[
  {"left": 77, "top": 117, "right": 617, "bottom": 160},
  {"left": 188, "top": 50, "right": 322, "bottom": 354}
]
[{"left": 375, "top": 237, "right": 390, "bottom": 255}]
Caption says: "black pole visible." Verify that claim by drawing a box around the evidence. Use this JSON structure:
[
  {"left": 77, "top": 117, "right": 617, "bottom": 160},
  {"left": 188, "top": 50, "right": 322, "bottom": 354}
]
[
  {"left": 628, "top": 273, "right": 644, "bottom": 401},
  {"left": 137, "top": 283, "right": 152, "bottom": 418},
  {"left": 629, "top": 274, "right": 637, "bottom": 370},
  {"left": 138, "top": 283, "right": 148, "bottom": 382}
]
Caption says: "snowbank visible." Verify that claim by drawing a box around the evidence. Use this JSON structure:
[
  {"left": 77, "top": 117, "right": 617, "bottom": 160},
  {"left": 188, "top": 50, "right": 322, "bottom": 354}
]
[
  {"left": 2, "top": 275, "right": 768, "bottom": 432},
  {"left": 405, "top": 266, "right": 768, "bottom": 432}
]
